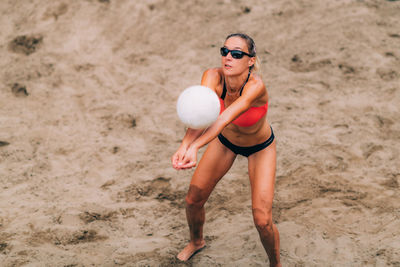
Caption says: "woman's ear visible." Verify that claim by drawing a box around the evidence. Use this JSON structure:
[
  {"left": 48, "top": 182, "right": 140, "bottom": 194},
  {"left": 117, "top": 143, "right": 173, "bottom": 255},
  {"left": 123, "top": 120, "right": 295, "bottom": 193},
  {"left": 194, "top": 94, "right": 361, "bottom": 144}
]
[{"left": 248, "top": 57, "right": 256, "bottom": 68}]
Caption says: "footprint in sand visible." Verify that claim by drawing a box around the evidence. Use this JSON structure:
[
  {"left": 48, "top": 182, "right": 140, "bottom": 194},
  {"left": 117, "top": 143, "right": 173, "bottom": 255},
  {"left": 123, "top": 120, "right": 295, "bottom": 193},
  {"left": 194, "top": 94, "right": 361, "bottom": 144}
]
[
  {"left": 42, "top": 3, "right": 68, "bottom": 20},
  {"left": 373, "top": 115, "right": 394, "bottom": 129},
  {"left": 9, "top": 35, "right": 43, "bottom": 55},
  {"left": 338, "top": 62, "right": 356, "bottom": 75},
  {"left": 58, "top": 229, "right": 107, "bottom": 245},
  {"left": 79, "top": 210, "right": 118, "bottom": 224},
  {"left": 0, "top": 242, "right": 8, "bottom": 251},
  {"left": 376, "top": 68, "right": 399, "bottom": 81},
  {"left": 119, "top": 177, "right": 185, "bottom": 205},
  {"left": 0, "top": 141, "right": 10, "bottom": 147},
  {"left": 290, "top": 54, "right": 333, "bottom": 73},
  {"left": 29, "top": 228, "right": 107, "bottom": 246},
  {"left": 380, "top": 173, "right": 399, "bottom": 189},
  {"left": 361, "top": 143, "right": 384, "bottom": 159},
  {"left": 388, "top": 33, "right": 400, "bottom": 38},
  {"left": 11, "top": 83, "right": 29, "bottom": 97}
]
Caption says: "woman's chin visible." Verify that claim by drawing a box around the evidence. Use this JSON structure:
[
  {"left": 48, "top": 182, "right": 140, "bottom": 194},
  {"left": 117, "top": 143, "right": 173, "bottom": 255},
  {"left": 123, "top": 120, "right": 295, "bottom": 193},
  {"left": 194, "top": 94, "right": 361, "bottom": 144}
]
[{"left": 222, "top": 67, "right": 236, "bottom": 76}]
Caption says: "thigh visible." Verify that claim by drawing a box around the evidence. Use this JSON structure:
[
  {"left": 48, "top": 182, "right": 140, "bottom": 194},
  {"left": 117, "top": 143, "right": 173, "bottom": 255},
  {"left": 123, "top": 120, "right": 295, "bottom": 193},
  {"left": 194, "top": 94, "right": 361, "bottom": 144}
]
[
  {"left": 248, "top": 141, "right": 277, "bottom": 212},
  {"left": 188, "top": 137, "right": 237, "bottom": 201}
]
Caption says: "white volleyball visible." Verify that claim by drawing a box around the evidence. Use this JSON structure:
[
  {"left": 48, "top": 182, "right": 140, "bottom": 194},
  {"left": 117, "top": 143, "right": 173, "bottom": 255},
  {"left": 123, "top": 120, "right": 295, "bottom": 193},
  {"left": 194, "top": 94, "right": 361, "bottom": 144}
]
[{"left": 177, "top": 85, "right": 220, "bottom": 129}]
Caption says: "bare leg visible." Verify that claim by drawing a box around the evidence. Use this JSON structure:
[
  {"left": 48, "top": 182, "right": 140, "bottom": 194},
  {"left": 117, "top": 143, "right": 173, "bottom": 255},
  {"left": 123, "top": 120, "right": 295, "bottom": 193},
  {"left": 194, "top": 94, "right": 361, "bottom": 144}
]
[
  {"left": 177, "top": 184, "right": 206, "bottom": 261},
  {"left": 177, "top": 138, "right": 236, "bottom": 261},
  {"left": 252, "top": 207, "right": 281, "bottom": 266},
  {"left": 248, "top": 141, "right": 281, "bottom": 267}
]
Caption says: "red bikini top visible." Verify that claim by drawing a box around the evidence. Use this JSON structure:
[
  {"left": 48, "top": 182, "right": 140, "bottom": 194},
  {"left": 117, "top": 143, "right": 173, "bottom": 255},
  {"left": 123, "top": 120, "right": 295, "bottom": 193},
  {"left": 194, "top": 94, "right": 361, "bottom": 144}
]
[{"left": 219, "top": 72, "right": 268, "bottom": 127}]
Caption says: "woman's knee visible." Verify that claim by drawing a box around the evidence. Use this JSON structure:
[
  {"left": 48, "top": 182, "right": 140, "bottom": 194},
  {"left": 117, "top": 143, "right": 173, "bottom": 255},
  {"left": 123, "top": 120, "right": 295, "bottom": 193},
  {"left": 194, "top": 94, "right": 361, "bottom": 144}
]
[
  {"left": 252, "top": 207, "right": 273, "bottom": 232},
  {"left": 185, "top": 184, "right": 208, "bottom": 208}
]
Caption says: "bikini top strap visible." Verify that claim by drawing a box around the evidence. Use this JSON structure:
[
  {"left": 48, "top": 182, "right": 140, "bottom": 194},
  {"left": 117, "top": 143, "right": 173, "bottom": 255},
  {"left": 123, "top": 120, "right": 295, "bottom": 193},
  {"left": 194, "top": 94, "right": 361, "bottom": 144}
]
[
  {"left": 222, "top": 70, "right": 250, "bottom": 99},
  {"left": 239, "top": 71, "right": 251, "bottom": 96},
  {"left": 221, "top": 80, "right": 227, "bottom": 100}
]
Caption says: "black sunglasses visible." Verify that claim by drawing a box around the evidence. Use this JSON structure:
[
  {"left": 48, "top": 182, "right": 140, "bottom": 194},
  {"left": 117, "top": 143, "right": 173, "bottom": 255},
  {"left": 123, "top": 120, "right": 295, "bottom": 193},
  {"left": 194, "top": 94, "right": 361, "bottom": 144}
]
[{"left": 220, "top": 47, "right": 253, "bottom": 59}]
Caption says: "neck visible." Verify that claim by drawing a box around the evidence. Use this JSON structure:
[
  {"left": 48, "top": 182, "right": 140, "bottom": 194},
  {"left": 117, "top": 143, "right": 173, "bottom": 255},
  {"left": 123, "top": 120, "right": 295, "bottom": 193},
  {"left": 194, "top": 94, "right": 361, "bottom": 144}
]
[{"left": 225, "top": 71, "right": 250, "bottom": 94}]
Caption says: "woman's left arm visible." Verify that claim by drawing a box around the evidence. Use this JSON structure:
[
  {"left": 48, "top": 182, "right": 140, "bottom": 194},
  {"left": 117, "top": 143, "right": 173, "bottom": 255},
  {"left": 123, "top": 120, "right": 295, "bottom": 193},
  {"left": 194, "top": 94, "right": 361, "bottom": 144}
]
[{"left": 177, "top": 78, "right": 265, "bottom": 169}]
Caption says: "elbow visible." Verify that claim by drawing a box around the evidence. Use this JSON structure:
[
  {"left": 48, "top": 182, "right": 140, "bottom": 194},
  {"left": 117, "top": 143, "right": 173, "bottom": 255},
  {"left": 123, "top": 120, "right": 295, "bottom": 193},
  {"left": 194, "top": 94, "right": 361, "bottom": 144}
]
[{"left": 215, "top": 114, "right": 231, "bottom": 130}]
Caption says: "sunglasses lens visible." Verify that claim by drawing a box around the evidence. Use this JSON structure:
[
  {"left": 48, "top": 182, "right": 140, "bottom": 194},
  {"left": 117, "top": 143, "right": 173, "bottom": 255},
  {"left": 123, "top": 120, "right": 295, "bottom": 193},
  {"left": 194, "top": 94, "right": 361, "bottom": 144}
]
[
  {"left": 231, "top": 51, "right": 244, "bottom": 59},
  {"left": 220, "top": 48, "right": 248, "bottom": 59}
]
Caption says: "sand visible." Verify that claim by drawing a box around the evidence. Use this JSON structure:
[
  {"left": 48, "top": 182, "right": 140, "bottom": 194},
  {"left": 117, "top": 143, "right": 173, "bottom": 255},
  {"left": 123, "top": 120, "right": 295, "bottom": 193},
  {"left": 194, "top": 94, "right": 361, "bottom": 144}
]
[{"left": 0, "top": 0, "right": 399, "bottom": 266}]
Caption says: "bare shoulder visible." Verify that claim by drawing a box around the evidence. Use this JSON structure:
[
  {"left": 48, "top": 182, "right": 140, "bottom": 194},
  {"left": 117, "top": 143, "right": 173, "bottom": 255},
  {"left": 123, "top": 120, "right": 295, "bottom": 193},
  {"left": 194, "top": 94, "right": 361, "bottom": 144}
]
[
  {"left": 244, "top": 72, "right": 267, "bottom": 98},
  {"left": 201, "top": 68, "right": 223, "bottom": 91},
  {"left": 250, "top": 73, "right": 266, "bottom": 89},
  {"left": 202, "top": 68, "right": 222, "bottom": 82}
]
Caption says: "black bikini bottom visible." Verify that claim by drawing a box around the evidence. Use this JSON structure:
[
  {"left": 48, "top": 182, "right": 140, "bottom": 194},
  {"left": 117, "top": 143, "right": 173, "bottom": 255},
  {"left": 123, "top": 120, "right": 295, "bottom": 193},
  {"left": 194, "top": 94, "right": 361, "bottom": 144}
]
[{"left": 217, "top": 127, "right": 275, "bottom": 157}]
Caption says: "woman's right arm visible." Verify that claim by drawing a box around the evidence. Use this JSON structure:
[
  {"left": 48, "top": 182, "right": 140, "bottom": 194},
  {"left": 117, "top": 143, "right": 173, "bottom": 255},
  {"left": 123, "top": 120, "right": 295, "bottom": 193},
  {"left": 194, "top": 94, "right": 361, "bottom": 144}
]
[
  {"left": 172, "top": 128, "right": 203, "bottom": 169},
  {"left": 172, "top": 68, "right": 221, "bottom": 169},
  {"left": 179, "top": 128, "right": 205, "bottom": 150}
]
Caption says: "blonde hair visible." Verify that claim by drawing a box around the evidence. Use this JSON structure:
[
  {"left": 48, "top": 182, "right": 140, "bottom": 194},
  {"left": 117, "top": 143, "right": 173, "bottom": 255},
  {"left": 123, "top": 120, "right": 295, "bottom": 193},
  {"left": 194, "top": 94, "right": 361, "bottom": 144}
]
[
  {"left": 252, "top": 55, "right": 261, "bottom": 73},
  {"left": 225, "top": 33, "right": 260, "bottom": 73}
]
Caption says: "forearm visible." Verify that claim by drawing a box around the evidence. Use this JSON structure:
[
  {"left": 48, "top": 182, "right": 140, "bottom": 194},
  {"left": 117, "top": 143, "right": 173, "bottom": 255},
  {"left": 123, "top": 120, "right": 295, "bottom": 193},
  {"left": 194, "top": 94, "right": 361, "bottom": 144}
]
[
  {"left": 190, "top": 118, "right": 227, "bottom": 150},
  {"left": 179, "top": 128, "right": 205, "bottom": 149}
]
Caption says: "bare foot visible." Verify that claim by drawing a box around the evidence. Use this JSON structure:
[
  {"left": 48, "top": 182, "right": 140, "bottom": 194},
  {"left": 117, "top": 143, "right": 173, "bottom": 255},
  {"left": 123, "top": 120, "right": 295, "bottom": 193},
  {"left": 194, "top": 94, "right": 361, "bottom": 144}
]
[{"left": 177, "top": 240, "right": 206, "bottom": 261}]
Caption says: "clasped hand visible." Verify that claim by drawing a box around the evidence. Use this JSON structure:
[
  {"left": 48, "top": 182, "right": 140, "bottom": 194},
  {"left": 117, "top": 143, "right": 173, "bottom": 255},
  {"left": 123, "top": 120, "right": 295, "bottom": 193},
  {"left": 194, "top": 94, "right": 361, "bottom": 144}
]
[{"left": 171, "top": 145, "right": 198, "bottom": 170}]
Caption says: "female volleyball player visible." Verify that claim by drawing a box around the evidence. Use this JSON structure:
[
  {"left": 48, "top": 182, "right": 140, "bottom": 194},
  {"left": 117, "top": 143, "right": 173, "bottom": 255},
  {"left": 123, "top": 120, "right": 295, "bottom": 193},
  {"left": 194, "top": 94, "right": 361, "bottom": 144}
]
[{"left": 172, "top": 33, "right": 281, "bottom": 267}]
